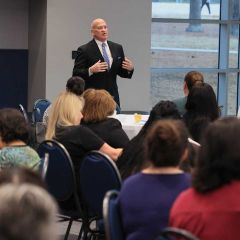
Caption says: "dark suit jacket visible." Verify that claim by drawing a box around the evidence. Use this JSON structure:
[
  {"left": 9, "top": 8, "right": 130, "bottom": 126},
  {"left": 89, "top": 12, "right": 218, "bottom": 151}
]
[{"left": 72, "top": 39, "right": 134, "bottom": 106}]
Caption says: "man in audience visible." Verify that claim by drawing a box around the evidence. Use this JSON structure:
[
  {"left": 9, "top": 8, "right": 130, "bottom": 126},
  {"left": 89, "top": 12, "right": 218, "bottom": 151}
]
[
  {"left": 0, "top": 184, "right": 58, "bottom": 240},
  {"left": 43, "top": 76, "right": 85, "bottom": 125},
  {"left": 173, "top": 71, "right": 204, "bottom": 116}
]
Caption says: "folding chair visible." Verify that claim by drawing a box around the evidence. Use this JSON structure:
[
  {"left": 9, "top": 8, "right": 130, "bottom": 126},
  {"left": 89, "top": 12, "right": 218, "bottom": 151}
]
[
  {"left": 18, "top": 104, "right": 29, "bottom": 123},
  {"left": 37, "top": 140, "right": 83, "bottom": 240},
  {"left": 31, "top": 99, "right": 51, "bottom": 145},
  {"left": 103, "top": 190, "right": 124, "bottom": 240},
  {"left": 32, "top": 98, "right": 51, "bottom": 123},
  {"left": 79, "top": 151, "right": 122, "bottom": 240},
  {"left": 156, "top": 227, "right": 200, "bottom": 240}
]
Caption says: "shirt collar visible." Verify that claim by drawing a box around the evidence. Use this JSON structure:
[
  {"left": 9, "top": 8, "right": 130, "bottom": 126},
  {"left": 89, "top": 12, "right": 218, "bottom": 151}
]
[{"left": 94, "top": 39, "right": 108, "bottom": 47}]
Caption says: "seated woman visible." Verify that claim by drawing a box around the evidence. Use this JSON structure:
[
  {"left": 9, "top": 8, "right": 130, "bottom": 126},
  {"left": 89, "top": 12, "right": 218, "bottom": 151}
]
[
  {"left": 45, "top": 91, "right": 122, "bottom": 173},
  {"left": 117, "top": 100, "right": 181, "bottom": 180},
  {"left": 0, "top": 184, "right": 58, "bottom": 240},
  {"left": 82, "top": 89, "right": 129, "bottom": 148},
  {"left": 170, "top": 117, "right": 240, "bottom": 240},
  {"left": 0, "top": 108, "right": 40, "bottom": 169},
  {"left": 183, "top": 82, "right": 219, "bottom": 141},
  {"left": 119, "top": 119, "right": 191, "bottom": 240}
]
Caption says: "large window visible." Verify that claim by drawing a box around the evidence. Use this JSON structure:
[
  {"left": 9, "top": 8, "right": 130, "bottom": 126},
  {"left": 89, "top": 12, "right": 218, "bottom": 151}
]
[{"left": 151, "top": 0, "right": 240, "bottom": 115}]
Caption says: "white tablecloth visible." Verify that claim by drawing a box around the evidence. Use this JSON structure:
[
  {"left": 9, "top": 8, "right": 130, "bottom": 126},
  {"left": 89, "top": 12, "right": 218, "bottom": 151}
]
[{"left": 114, "top": 114, "right": 149, "bottom": 139}]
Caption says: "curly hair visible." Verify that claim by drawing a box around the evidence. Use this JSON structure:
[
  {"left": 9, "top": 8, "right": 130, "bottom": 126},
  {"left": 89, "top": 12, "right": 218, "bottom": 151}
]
[
  {"left": 193, "top": 117, "right": 240, "bottom": 193},
  {"left": 142, "top": 100, "right": 181, "bottom": 134},
  {"left": 0, "top": 108, "right": 30, "bottom": 144}
]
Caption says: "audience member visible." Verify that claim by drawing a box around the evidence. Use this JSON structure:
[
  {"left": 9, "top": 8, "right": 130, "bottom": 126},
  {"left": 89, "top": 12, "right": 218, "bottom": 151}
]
[
  {"left": 173, "top": 71, "right": 204, "bottom": 116},
  {"left": 0, "top": 108, "right": 40, "bottom": 169},
  {"left": 0, "top": 167, "right": 45, "bottom": 188},
  {"left": 82, "top": 89, "right": 129, "bottom": 148},
  {"left": 43, "top": 76, "right": 85, "bottom": 125},
  {"left": 0, "top": 184, "right": 58, "bottom": 240},
  {"left": 183, "top": 82, "right": 219, "bottom": 141},
  {"left": 117, "top": 100, "right": 181, "bottom": 180},
  {"left": 170, "top": 117, "right": 240, "bottom": 240},
  {"left": 45, "top": 91, "right": 122, "bottom": 174},
  {"left": 119, "top": 120, "right": 191, "bottom": 240}
]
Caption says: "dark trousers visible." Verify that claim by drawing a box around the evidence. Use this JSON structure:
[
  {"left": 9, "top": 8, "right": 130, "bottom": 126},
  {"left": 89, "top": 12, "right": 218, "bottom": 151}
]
[{"left": 201, "top": 0, "right": 211, "bottom": 14}]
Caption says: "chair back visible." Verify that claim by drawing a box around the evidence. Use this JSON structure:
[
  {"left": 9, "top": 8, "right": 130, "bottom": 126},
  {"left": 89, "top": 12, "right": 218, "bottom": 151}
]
[
  {"left": 103, "top": 190, "right": 124, "bottom": 240},
  {"left": 32, "top": 99, "right": 51, "bottom": 123},
  {"left": 39, "top": 152, "right": 49, "bottom": 180},
  {"left": 18, "top": 104, "right": 29, "bottom": 123},
  {"left": 157, "top": 227, "right": 200, "bottom": 240},
  {"left": 79, "top": 151, "right": 122, "bottom": 218},
  {"left": 37, "top": 140, "right": 78, "bottom": 203}
]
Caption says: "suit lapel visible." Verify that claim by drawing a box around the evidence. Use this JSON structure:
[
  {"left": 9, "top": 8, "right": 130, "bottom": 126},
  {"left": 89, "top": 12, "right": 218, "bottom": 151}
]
[
  {"left": 108, "top": 41, "right": 117, "bottom": 70},
  {"left": 108, "top": 41, "right": 116, "bottom": 60},
  {"left": 89, "top": 39, "right": 104, "bottom": 61}
]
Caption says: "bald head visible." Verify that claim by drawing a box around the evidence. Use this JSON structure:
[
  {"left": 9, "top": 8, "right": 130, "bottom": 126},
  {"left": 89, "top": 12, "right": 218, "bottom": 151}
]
[
  {"left": 91, "top": 18, "right": 106, "bottom": 29},
  {"left": 91, "top": 18, "right": 108, "bottom": 42}
]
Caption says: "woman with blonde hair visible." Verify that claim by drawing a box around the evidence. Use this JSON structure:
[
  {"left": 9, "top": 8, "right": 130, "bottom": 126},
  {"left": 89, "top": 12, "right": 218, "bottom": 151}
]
[
  {"left": 46, "top": 91, "right": 122, "bottom": 172},
  {"left": 82, "top": 89, "right": 129, "bottom": 148}
]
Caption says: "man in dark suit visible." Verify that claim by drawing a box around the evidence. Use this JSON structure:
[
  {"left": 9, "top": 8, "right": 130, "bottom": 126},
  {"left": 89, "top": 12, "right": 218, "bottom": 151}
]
[{"left": 72, "top": 18, "right": 134, "bottom": 107}]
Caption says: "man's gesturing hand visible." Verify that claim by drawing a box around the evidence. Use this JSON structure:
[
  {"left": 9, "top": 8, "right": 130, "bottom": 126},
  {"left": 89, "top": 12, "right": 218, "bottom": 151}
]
[
  {"left": 122, "top": 57, "right": 134, "bottom": 71},
  {"left": 90, "top": 60, "right": 108, "bottom": 73}
]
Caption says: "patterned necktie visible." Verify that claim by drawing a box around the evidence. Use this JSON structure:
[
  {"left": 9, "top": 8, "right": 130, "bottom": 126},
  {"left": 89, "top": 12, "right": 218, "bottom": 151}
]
[{"left": 102, "top": 42, "right": 110, "bottom": 69}]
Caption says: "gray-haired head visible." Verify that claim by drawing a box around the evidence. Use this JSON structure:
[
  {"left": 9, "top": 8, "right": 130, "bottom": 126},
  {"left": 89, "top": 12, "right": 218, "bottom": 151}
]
[{"left": 0, "top": 184, "right": 58, "bottom": 240}]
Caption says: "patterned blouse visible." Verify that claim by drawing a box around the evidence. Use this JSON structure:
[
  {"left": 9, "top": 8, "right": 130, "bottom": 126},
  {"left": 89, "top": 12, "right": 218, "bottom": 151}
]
[{"left": 0, "top": 145, "right": 40, "bottom": 170}]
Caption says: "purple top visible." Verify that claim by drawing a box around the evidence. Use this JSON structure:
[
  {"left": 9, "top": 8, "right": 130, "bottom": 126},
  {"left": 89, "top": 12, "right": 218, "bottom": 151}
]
[{"left": 119, "top": 172, "right": 191, "bottom": 240}]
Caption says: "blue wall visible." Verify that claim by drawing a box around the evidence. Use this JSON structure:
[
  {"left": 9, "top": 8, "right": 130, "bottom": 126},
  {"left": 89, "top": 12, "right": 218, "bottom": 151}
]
[{"left": 0, "top": 49, "right": 28, "bottom": 109}]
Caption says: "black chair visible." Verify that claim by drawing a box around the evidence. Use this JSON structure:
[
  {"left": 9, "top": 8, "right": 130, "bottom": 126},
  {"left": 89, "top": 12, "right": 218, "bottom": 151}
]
[
  {"left": 103, "top": 190, "right": 124, "bottom": 240},
  {"left": 37, "top": 140, "right": 83, "bottom": 240},
  {"left": 18, "top": 104, "right": 29, "bottom": 123},
  {"left": 156, "top": 227, "right": 200, "bottom": 240},
  {"left": 38, "top": 152, "right": 49, "bottom": 180},
  {"left": 32, "top": 98, "right": 51, "bottom": 123},
  {"left": 31, "top": 99, "right": 50, "bottom": 145},
  {"left": 30, "top": 152, "right": 49, "bottom": 180},
  {"left": 79, "top": 151, "right": 122, "bottom": 239}
]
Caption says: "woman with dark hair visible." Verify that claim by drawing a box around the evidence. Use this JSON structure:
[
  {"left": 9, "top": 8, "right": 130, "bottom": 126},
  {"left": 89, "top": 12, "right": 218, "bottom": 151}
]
[
  {"left": 170, "top": 117, "right": 240, "bottom": 240},
  {"left": 183, "top": 82, "right": 219, "bottom": 141},
  {"left": 0, "top": 108, "right": 40, "bottom": 169},
  {"left": 119, "top": 120, "right": 191, "bottom": 240},
  {"left": 117, "top": 100, "right": 181, "bottom": 179}
]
